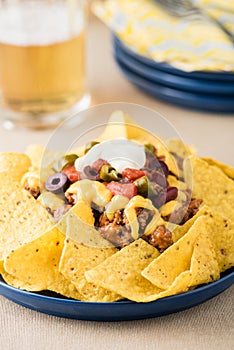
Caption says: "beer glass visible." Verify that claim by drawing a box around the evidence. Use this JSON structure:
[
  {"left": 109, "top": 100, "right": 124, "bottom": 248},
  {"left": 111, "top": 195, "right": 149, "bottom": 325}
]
[{"left": 0, "top": 0, "right": 90, "bottom": 129}]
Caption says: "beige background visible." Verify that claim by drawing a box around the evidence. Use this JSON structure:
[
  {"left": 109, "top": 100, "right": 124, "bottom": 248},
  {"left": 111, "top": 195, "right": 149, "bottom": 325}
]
[{"left": 0, "top": 16, "right": 233, "bottom": 350}]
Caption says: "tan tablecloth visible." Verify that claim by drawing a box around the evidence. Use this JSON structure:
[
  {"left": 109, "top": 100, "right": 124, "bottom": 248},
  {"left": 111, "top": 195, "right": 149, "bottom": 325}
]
[{"left": 0, "top": 16, "right": 233, "bottom": 350}]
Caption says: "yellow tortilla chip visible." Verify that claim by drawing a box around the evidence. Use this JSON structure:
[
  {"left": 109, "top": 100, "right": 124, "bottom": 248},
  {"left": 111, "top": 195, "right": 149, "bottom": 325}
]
[
  {"left": 140, "top": 270, "right": 192, "bottom": 302},
  {"left": 25, "top": 144, "right": 45, "bottom": 169},
  {"left": 202, "top": 157, "right": 234, "bottom": 180},
  {"left": 203, "top": 212, "right": 234, "bottom": 273},
  {"left": 189, "top": 233, "right": 220, "bottom": 286},
  {"left": 167, "top": 139, "right": 195, "bottom": 158},
  {"left": 4, "top": 227, "right": 82, "bottom": 299},
  {"left": 0, "top": 260, "right": 4, "bottom": 275},
  {"left": 85, "top": 239, "right": 162, "bottom": 302},
  {"left": 0, "top": 152, "right": 31, "bottom": 181},
  {"left": 142, "top": 216, "right": 205, "bottom": 289},
  {"left": 58, "top": 200, "right": 120, "bottom": 302},
  {"left": 59, "top": 238, "right": 120, "bottom": 302},
  {"left": 61, "top": 207, "right": 115, "bottom": 249},
  {"left": 1, "top": 269, "right": 42, "bottom": 291},
  {"left": 184, "top": 156, "right": 234, "bottom": 222},
  {"left": 171, "top": 205, "right": 210, "bottom": 242},
  {"left": 0, "top": 188, "right": 52, "bottom": 262},
  {"left": 0, "top": 171, "right": 21, "bottom": 193}
]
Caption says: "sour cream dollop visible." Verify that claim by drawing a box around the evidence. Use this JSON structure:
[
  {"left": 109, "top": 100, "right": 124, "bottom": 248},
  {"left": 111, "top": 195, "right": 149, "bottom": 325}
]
[{"left": 75, "top": 138, "right": 146, "bottom": 173}]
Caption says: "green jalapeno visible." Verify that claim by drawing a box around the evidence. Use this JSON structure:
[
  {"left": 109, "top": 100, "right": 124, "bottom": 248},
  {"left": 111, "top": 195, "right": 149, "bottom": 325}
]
[
  {"left": 144, "top": 143, "right": 156, "bottom": 154},
  {"left": 84, "top": 141, "right": 99, "bottom": 154},
  {"left": 100, "top": 165, "right": 122, "bottom": 182},
  {"left": 135, "top": 175, "right": 161, "bottom": 198},
  {"left": 53, "top": 154, "right": 78, "bottom": 172},
  {"left": 134, "top": 176, "right": 149, "bottom": 197}
]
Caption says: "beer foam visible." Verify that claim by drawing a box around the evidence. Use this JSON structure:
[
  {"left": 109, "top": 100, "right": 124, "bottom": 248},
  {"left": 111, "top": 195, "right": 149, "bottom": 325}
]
[{"left": 0, "top": 3, "right": 84, "bottom": 46}]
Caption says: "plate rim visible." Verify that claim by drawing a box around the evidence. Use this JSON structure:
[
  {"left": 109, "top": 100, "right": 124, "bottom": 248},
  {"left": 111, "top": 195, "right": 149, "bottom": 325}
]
[
  {"left": 114, "top": 40, "right": 234, "bottom": 95},
  {"left": 115, "top": 57, "right": 234, "bottom": 112},
  {"left": 0, "top": 268, "right": 233, "bottom": 306},
  {"left": 113, "top": 35, "right": 234, "bottom": 81}
]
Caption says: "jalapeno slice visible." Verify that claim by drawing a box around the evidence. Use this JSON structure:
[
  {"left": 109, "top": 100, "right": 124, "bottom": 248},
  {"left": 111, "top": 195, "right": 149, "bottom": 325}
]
[
  {"left": 100, "top": 165, "right": 122, "bottom": 182},
  {"left": 134, "top": 175, "right": 161, "bottom": 198},
  {"left": 84, "top": 141, "right": 99, "bottom": 154},
  {"left": 53, "top": 154, "right": 78, "bottom": 172},
  {"left": 134, "top": 176, "right": 149, "bottom": 197},
  {"left": 144, "top": 143, "right": 156, "bottom": 154}
]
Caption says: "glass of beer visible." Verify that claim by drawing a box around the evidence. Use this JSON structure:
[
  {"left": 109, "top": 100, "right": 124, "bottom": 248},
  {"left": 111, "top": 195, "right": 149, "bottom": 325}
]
[{"left": 0, "top": 0, "right": 90, "bottom": 129}]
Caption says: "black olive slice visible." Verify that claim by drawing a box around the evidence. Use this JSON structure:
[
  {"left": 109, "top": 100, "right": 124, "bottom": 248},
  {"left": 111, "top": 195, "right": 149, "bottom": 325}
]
[{"left": 45, "top": 173, "right": 68, "bottom": 194}]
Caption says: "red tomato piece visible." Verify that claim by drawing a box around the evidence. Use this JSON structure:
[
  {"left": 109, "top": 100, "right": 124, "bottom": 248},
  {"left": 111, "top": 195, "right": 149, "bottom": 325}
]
[
  {"left": 122, "top": 168, "right": 145, "bottom": 181},
  {"left": 106, "top": 181, "right": 137, "bottom": 199},
  {"left": 62, "top": 165, "right": 80, "bottom": 183}
]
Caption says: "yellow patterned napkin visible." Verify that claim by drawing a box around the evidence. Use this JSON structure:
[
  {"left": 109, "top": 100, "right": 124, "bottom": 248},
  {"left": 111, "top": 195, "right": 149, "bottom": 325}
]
[{"left": 93, "top": 0, "right": 234, "bottom": 72}]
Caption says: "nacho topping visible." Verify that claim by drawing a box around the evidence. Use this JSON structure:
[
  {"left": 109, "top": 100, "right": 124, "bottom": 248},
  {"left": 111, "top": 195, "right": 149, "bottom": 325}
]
[{"left": 37, "top": 138, "right": 203, "bottom": 248}]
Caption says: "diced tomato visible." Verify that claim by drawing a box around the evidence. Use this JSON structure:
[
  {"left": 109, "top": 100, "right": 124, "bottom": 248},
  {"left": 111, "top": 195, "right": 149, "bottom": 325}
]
[
  {"left": 122, "top": 168, "right": 145, "bottom": 181},
  {"left": 62, "top": 165, "right": 80, "bottom": 183},
  {"left": 106, "top": 181, "right": 137, "bottom": 199}
]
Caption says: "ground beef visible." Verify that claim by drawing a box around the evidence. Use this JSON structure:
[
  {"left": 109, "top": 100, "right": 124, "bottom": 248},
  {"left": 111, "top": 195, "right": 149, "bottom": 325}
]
[
  {"left": 99, "top": 225, "right": 133, "bottom": 248},
  {"left": 142, "top": 225, "right": 173, "bottom": 252},
  {"left": 24, "top": 183, "right": 40, "bottom": 199},
  {"left": 65, "top": 192, "right": 77, "bottom": 205},
  {"left": 136, "top": 208, "right": 154, "bottom": 235},
  {"left": 181, "top": 198, "right": 203, "bottom": 224},
  {"left": 163, "top": 198, "right": 203, "bottom": 225},
  {"left": 98, "top": 209, "right": 132, "bottom": 248},
  {"left": 98, "top": 208, "right": 155, "bottom": 248},
  {"left": 170, "top": 152, "right": 184, "bottom": 170}
]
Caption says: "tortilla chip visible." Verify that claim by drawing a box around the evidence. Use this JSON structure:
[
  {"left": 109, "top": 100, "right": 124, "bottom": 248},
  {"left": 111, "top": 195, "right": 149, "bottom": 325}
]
[
  {"left": 140, "top": 270, "right": 192, "bottom": 302},
  {"left": 58, "top": 200, "right": 120, "bottom": 302},
  {"left": 85, "top": 239, "right": 162, "bottom": 302},
  {"left": 142, "top": 216, "right": 205, "bottom": 289},
  {"left": 4, "top": 227, "right": 82, "bottom": 299},
  {"left": 202, "top": 157, "right": 234, "bottom": 180},
  {"left": 0, "top": 152, "right": 31, "bottom": 181},
  {"left": 202, "top": 212, "right": 234, "bottom": 273},
  {"left": 0, "top": 261, "right": 4, "bottom": 275},
  {"left": 98, "top": 110, "right": 129, "bottom": 141},
  {"left": 0, "top": 188, "right": 52, "bottom": 262},
  {"left": 26, "top": 144, "right": 45, "bottom": 169},
  {"left": 1, "top": 269, "right": 42, "bottom": 291},
  {"left": 189, "top": 233, "right": 220, "bottom": 286},
  {"left": 171, "top": 205, "right": 210, "bottom": 242},
  {"left": 167, "top": 139, "right": 195, "bottom": 158},
  {"left": 184, "top": 156, "right": 234, "bottom": 222},
  {"left": 0, "top": 172, "right": 21, "bottom": 195},
  {"left": 59, "top": 238, "right": 120, "bottom": 302}
]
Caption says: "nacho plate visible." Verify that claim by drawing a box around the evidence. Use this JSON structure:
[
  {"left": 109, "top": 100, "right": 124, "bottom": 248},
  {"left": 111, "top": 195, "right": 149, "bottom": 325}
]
[
  {"left": 0, "top": 105, "right": 234, "bottom": 319},
  {"left": 0, "top": 268, "right": 233, "bottom": 321}
]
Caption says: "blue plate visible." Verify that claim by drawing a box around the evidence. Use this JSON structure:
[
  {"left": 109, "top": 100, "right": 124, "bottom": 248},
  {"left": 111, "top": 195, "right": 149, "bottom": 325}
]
[
  {"left": 113, "top": 35, "right": 234, "bottom": 82},
  {"left": 114, "top": 39, "right": 234, "bottom": 95},
  {"left": 0, "top": 268, "right": 233, "bottom": 321},
  {"left": 115, "top": 57, "right": 234, "bottom": 112}
]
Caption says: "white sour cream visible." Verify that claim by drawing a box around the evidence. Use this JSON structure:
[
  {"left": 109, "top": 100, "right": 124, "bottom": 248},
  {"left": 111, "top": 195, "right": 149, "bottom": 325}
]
[{"left": 75, "top": 138, "right": 146, "bottom": 173}]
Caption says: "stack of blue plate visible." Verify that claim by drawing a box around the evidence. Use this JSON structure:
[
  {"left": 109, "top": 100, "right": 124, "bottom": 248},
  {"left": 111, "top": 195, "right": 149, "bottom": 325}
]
[{"left": 113, "top": 35, "right": 234, "bottom": 112}]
